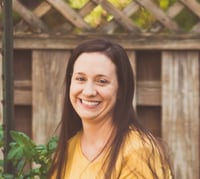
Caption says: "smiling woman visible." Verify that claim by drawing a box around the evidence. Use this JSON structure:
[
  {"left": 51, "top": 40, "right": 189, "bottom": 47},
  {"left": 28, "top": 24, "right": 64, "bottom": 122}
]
[
  {"left": 70, "top": 52, "right": 118, "bottom": 124},
  {"left": 48, "top": 39, "right": 173, "bottom": 179}
]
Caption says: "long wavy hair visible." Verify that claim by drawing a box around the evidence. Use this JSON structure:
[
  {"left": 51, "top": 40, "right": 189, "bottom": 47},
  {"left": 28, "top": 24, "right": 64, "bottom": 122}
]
[{"left": 49, "top": 39, "right": 172, "bottom": 179}]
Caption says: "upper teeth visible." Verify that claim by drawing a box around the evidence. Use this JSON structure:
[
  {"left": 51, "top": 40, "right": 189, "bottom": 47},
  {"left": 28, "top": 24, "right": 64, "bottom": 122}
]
[{"left": 82, "top": 99, "right": 99, "bottom": 106}]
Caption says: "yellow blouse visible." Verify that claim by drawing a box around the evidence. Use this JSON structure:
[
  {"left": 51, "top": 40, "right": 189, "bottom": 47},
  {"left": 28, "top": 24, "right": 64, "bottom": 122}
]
[{"left": 53, "top": 130, "right": 172, "bottom": 179}]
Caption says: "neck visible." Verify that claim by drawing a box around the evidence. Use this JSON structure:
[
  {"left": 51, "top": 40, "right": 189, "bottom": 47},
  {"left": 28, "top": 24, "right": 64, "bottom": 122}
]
[
  {"left": 82, "top": 117, "right": 114, "bottom": 142},
  {"left": 80, "top": 118, "right": 115, "bottom": 161}
]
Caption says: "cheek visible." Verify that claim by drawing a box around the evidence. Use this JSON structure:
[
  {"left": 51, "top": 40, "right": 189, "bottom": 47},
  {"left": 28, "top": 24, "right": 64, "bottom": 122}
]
[
  {"left": 69, "top": 84, "right": 76, "bottom": 102},
  {"left": 69, "top": 84, "right": 81, "bottom": 101},
  {"left": 70, "top": 82, "right": 77, "bottom": 94},
  {"left": 103, "top": 88, "right": 118, "bottom": 102}
]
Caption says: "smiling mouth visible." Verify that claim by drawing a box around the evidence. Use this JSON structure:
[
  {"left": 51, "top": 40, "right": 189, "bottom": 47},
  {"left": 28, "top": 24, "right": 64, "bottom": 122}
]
[{"left": 81, "top": 99, "right": 100, "bottom": 107}]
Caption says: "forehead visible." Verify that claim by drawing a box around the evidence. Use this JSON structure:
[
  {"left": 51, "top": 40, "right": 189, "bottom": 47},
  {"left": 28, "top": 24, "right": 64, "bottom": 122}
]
[{"left": 73, "top": 52, "right": 116, "bottom": 75}]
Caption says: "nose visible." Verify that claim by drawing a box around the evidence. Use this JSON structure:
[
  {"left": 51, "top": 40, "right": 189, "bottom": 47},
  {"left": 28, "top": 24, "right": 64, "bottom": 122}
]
[{"left": 82, "top": 81, "right": 97, "bottom": 96}]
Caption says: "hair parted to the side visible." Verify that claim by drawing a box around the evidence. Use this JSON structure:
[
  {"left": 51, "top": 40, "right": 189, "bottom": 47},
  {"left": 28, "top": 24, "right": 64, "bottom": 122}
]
[{"left": 48, "top": 38, "right": 172, "bottom": 179}]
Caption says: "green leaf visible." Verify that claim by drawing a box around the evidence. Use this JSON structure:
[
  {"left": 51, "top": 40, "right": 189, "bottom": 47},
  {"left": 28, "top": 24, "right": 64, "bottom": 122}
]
[
  {"left": 0, "top": 159, "right": 3, "bottom": 168},
  {"left": 159, "top": 0, "right": 169, "bottom": 9},
  {"left": 9, "top": 131, "right": 36, "bottom": 160},
  {"left": 7, "top": 143, "right": 24, "bottom": 160},
  {"left": 1, "top": 174, "right": 14, "bottom": 179},
  {"left": 0, "top": 125, "right": 4, "bottom": 147},
  {"left": 67, "top": 0, "right": 88, "bottom": 9},
  {"left": 16, "top": 159, "right": 26, "bottom": 173},
  {"left": 47, "top": 136, "right": 58, "bottom": 152},
  {"left": 1, "top": 128, "right": 57, "bottom": 178}
]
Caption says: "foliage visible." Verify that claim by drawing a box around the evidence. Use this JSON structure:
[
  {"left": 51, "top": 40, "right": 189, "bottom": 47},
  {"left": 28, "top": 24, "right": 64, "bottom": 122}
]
[
  {"left": 66, "top": 0, "right": 133, "bottom": 27},
  {"left": 1, "top": 0, "right": 199, "bottom": 32},
  {"left": 175, "top": 6, "right": 199, "bottom": 31},
  {"left": 0, "top": 126, "right": 3, "bottom": 148},
  {"left": 0, "top": 126, "right": 4, "bottom": 178},
  {"left": 65, "top": 0, "right": 199, "bottom": 31},
  {"left": 66, "top": 0, "right": 89, "bottom": 9},
  {"left": 0, "top": 126, "right": 58, "bottom": 179}
]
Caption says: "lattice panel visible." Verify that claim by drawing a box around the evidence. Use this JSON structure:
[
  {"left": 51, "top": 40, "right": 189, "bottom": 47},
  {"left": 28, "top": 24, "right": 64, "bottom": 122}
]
[{"left": 4, "top": 0, "right": 200, "bottom": 34}]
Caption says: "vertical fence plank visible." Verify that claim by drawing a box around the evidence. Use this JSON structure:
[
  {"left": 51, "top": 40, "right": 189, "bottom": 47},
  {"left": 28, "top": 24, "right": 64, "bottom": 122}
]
[
  {"left": 0, "top": 53, "right": 3, "bottom": 160},
  {"left": 0, "top": 53, "right": 2, "bottom": 124},
  {"left": 127, "top": 50, "right": 136, "bottom": 108},
  {"left": 162, "top": 51, "right": 199, "bottom": 179},
  {"left": 32, "top": 50, "right": 70, "bottom": 144}
]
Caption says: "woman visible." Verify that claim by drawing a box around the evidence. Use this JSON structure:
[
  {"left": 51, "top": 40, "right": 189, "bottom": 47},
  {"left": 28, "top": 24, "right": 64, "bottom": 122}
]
[{"left": 49, "top": 39, "right": 172, "bottom": 178}]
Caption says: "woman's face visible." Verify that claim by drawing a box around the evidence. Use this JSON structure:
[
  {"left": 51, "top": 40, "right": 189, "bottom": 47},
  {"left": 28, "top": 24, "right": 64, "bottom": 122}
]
[{"left": 70, "top": 52, "right": 118, "bottom": 124}]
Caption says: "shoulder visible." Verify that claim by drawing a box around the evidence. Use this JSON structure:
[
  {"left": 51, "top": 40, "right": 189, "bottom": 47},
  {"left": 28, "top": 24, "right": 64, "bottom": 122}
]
[
  {"left": 120, "top": 129, "right": 172, "bottom": 178},
  {"left": 123, "top": 129, "right": 153, "bottom": 153},
  {"left": 122, "top": 129, "right": 164, "bottom": 161}
]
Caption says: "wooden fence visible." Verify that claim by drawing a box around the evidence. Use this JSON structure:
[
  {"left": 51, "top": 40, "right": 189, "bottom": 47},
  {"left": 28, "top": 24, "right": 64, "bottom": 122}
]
[
  {"left": 0, "top": 34, "right": 199, "bottom": 179},
  {"left": 0, "top": 0, "right": 199, "bottom": 34},
  {"left": 0, "top": 0, "right": 200, "bottom": 178}
]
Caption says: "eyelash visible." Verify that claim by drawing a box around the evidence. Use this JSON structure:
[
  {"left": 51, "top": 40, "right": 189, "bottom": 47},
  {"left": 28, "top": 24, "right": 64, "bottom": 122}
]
[
  {"left": 97, "top": 79, "right": 108, "bottom": 84},
  {"left": 75, "top": 77, "right": 86, "bottom": 81},
  {"left": 74, "top": 77, "right": 109, "bottom": 85}
]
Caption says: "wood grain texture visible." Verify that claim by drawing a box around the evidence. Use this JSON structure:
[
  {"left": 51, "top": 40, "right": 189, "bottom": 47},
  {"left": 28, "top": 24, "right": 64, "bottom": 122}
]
[
  {"left": 0, "top": 53, "right": 2, "bottom": 124},
  {"left": 32, "top": 50, "right": 70, "bottom": 144},
  {"left": 34, "top": 1, "right": 51, "bottom": 17},
  {"left": 180, "top": 0, "right": 200, "bottom": 17},
  {"left": 135, "top": 0, "right": 180, "bottom": 31},
  {"left": 92, "top": 0, "right": 140, "bottom": 32},
  {"left": 46, "top": 0, "right": 91, "bottom": 30},
  {"left": 0, "top": 53, "right": 2, "bottom": 160},
  {"left": 162, "top": 51, "right": 199, "bottom": 179},
  {"left": 14, "top": 1, "right": 51, "bottom": 32},
  {"left": 13, "top": 0, "right": 48, "bottom": 32},
  {"left": 137, "top": 81, "right": 161, "bottom": 106},
  {"left": 127, "top": 51, "right": 136, "bottom": 108},
  {"left": 9, "top": 34, "right": 200, "bottom": 50},
  {"left": 2, "top": 0, "right": 200, "bottom": 34},
  {"left": 14, "top": 80, "right": 32, "bottom": 105},
  {"left": 101, "top": 2, "right": 139, "bottom": 33},
  {"left": 150, "top": 2, "right": 184, "bottom": 32}
]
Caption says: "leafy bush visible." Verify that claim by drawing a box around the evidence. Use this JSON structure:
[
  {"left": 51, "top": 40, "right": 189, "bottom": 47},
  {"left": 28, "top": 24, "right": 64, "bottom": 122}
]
[{"left": 0, "top": 126, "right": 58, "bottom": 179}]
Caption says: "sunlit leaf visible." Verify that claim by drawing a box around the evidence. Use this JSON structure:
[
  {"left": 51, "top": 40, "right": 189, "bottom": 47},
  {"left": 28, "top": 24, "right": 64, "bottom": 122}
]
[{"left": 159, "top": 0, "right": 169, "bottom": 9}]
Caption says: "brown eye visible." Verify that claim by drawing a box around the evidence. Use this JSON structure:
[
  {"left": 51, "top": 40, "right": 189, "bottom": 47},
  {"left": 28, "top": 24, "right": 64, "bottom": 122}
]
[
  {"left": 75, "top": 77, "right": 86, "bottom": 81},
  {"left": 97, "top": 79, "right": 109, "bottom": 85}
]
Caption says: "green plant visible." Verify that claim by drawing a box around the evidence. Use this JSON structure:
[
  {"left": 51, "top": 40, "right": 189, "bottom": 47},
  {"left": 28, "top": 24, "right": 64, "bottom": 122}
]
[
  {"left": 0, "top": 125, "right": 4, "bottom": 178},
  {"left": 0, "top": 126, "right": 58, "bottom": 179}
]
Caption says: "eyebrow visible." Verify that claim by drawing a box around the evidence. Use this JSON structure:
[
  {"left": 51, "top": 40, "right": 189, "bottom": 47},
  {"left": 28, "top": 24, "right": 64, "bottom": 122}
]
[
  {"left": 74, "top": 72, "right": 85, "bottom": 75},
  {"left": 74, "top": 72, "right": 110, "bottom": 79}
]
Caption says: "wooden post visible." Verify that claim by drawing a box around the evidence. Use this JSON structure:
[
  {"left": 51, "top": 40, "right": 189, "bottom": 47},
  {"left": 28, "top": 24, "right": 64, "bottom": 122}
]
[
  {"left": 0, "top": 53, "right": 2, "bottom": 124},
  {"left": 2, "top": 0, "right": 14, "bottom": 173},
  {"left": 0, "top": 53, "right": 2, "bottom": 161},
  {"left": 127, "top": 50, "right": 136, "bottom": 109},
  {"left": 32, "top": 50, "right": 70, "bottom": 144},
  {"left": 162, "top": 51, "right": 199, "bottom": 179}
]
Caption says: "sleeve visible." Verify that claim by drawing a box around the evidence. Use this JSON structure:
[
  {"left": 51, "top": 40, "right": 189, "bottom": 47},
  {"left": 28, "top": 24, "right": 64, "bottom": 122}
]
[{"left": 118, "top": 136, "right": 173, "bottom": 179}]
